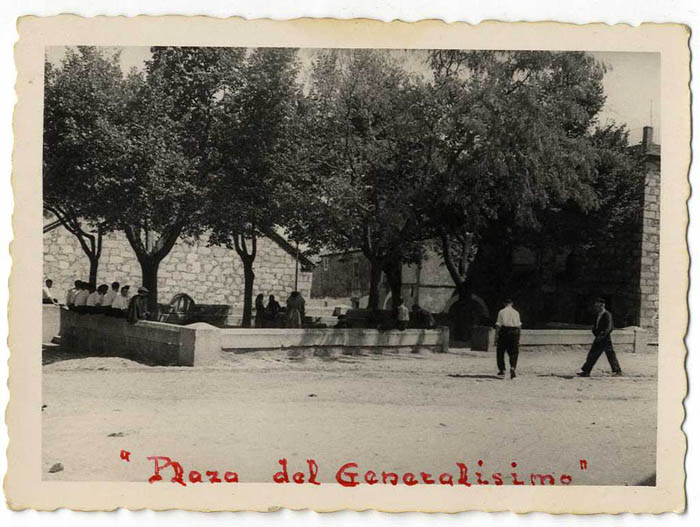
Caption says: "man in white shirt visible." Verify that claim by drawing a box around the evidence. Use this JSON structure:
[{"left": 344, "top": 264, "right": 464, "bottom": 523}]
[
  {"left": 495, "top": 298, "right": 522, "bottom": 379},
  {"left": 87, "top": 284, "right": 110, "bottom": 313},
  {"left": 86, "top": 286, "right": 101, "bottom": 307},
  {"left": 42, "top": 279, "right": 58, "bottom": 305},
  {"left": 73, "top": 281, "right": 90, "bottom": 312},
  {"left": 65, "top": 280, "right": 81, "bottom": 307},
  {"left": 103, "top": 281, "right": 119, "bottom": 308},
  {"left": 110, "top": 285, "right": 131, "bottom": 316}
]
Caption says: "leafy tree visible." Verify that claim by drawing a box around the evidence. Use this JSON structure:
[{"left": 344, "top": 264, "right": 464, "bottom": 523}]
[
  {"left": 206, "top": 48, "right": 300, "bottom": 327},
  {"left": 99, "top": 47, "right": 245, "bottom": 310},
  {"left": 43, "top": 47, "right": 124, "bottom": 285},
  {"left": 286, "top": 50, "right": 427, "bottom": 311},
  {"left": 414, "top": 51, "right": 609, "bottom": 314}
]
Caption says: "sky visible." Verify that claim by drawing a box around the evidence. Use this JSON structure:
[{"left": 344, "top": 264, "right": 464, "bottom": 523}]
[{"left": 46, "top": 46, "right": 661, "bottom": 145}]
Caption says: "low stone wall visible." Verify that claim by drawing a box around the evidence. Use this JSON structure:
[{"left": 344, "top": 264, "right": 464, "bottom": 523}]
[
  {"left": 59, "top": 309, "right": 221, "bottom": 366},
  {"left": 219, "top": 327, "right": 450, "bottom": 354},
  {"left": 43, "top": 304, "right": 61, "bottom": 343},
  {"left": 471, "top": 326, "right": 648, "bottom": 353},
  {"left": 56, "top": 310, "right": 449, "bottom": 366}
]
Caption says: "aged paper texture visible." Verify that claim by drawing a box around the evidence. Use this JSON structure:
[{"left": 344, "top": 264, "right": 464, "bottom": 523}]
[{"left": 7, "top": 16, "right": 690, "bottom": 512}]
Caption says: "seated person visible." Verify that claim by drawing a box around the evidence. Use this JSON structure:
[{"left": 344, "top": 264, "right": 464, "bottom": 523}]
[
  {"left": 72, "top": 281, "right": 90, "bottom": 313},
  {"left": 86, "top": 284, "right": 109, "bottom": 314},
  {"left": 127, "top": 287, "right": 150, "bottom": 324},
  {"left": 103, "top": 281, "right": 119, "bottom": 308},
  {"left": 108, "top": 285, "right": 131, "bottom": 317},
  {"left": 42, "top": 279, "right": 59, "bottom": 305},
  {"left": 411, "top": 304, "right": 436, "bottom": 329}
]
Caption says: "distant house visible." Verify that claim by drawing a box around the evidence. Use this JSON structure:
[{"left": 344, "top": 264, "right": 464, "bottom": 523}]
[
  {"left": 43, "top": 218, "right": 315, "bottom": 307},
  {"left": 311, "top": 247, "right": 457, "bottom": 314}
]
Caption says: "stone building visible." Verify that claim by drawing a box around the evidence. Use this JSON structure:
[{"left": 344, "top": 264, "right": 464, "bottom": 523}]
[
  {"left": 311, "top": 247, "right": 456, "bottom": 313},
  {"left": 43, "top": 221, "right": 315, "bottom": 307}
]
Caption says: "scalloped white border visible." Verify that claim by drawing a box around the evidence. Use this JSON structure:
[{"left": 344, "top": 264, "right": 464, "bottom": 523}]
[{"left": 2, "top": 3, "right": 697, "bottom": 524}]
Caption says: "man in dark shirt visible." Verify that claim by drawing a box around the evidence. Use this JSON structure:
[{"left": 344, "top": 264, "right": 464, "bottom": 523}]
[
  {"left": 127, "top": 287, "right": 151, "bottom": 324},
  {"left": 577, "top": 298, "right": 623, "bottom": 377}
]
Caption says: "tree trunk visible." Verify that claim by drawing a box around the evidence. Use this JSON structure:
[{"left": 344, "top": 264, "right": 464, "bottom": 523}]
[
  {"left": 88, "top": 256, "right": 99, "bottom": 288},
  {"left": 367, "top": 260, "right": 383, "bottom": 311},
  {"left": 241, "top": 261, "right": 255, "bottom": 328},
  {"left": 233, "top": 231, "right": 257, "bottom": 329},
  {"left": 383, "top": 259, "right": 402, "bottom": 312},
  {"left": 124, "top": 222, "right": 184, "bottom": 319},
  {"left": 138, "top": 257, "right": 161, "bottom": 315}
]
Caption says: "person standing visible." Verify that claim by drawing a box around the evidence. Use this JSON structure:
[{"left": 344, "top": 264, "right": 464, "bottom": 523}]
[
  {"left": 495, "top": 298, "right": 522, "bottom": 379},
  {"left": 265, "top": 295, "right": 281, "bottom": 327},
  {"left": 255, "top": 294, "right": 266, "bottom": 328},
  {"left": 285, "top": 291, "right": 305, "bottom": 328},
  {"left": 577, "top": 298, "right": 623, "bottom": 377},
  {"left": 396, "top": 298, "right": 410, "bottom": 331}
]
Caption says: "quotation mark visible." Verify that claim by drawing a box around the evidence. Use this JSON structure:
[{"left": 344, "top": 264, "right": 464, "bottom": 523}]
[{"left": 579, "top": 459, "right": 588, "bottom": 470}]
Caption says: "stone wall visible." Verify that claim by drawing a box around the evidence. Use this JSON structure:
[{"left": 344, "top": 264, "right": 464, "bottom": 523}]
[
  {"left": 44, "top": 225, "right": 312, "bottom": 307},
  {"left": 639, "top": 157, "right": 660, "bottom": 333},
  {"left": 59, "top": 309, "right": 222, "bottom": 366},
  {"left": 470, "top": 325, "right": 649, "bottom": 354}
]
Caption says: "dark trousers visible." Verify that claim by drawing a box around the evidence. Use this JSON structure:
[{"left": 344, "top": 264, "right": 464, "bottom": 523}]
[
  {"left": 581, "top": 340, "right": 622, "bottom": 373},
  {"left": 497, "top": 327, "right": 520, "bottom": 372}
]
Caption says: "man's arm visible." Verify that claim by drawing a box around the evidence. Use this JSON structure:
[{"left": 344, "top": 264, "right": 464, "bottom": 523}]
[{"left": 595, "top": 312, "right": 613, "bottom": 341}]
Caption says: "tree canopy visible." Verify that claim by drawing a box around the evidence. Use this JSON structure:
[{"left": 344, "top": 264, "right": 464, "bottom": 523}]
[
  {"left": 44, "top": 46, "right": 645, "bottom": 326},
  {"left": 411, "top": 51, "right": 611, "bottom": 301},
  {"left": 43, "top": 46, "right": 125, "bottom": 285},
  {"left": 285, "top": 50, "right": 429, "bottom": 310}
]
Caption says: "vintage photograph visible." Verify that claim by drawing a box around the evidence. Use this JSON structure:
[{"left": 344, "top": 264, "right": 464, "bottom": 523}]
[
  {"left": 8, "top": 16, "right": 689, "bottom": 513},
  {"left": 40, "top": 44, "right": 661, "bottom": 484}
]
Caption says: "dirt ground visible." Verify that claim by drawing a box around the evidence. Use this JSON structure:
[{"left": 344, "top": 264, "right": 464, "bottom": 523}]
[{"left": 42, "top": 346, "right": 657, "bottom": 485}]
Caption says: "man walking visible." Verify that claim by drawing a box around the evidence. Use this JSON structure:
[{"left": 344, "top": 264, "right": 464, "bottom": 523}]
[
  {"left": 495, "top": 298, "right": 521, "bottom": 379},
  {"left": 577, "top": 298, "right": 623, "bottom": 377}
]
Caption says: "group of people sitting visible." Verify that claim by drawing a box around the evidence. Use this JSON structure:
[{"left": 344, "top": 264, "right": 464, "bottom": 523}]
[
  {"left": 254, "top": 291, "right": 306, "bottom": 328},
  {"left": 44, "top": 279, "right": 149, "bottom": 323},
  {"left": 64, "top": 280, "right": 133, "bottom": 316}
]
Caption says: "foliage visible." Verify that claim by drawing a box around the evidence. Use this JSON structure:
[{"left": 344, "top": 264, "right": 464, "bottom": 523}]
[
  {"left": 205, "top": 48, "right": 301, "bottom": 326},
  {"left": 412, "top": 50, "right": 612, "bottom": 298},
  {"left": 285, "top": 50, "right": 428, "bottom": 309},
  {"left": 43, "top": 47, "right": 125, "bottom": 284}
]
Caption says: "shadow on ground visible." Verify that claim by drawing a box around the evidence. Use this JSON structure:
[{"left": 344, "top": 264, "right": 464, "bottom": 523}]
[
  {"left": 42, "top": 344, "right": 93, "bottom": 366},
  {"left": 447, "top": 373, "right": 503, "bottom": 380},
  {"left": 42, "top": 344, "right": 162, "bottom": 367}
]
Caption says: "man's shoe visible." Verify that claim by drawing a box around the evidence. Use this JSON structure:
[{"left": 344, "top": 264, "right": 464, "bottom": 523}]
[
  {"left": 612, "top": 371, "right": 623, "bottom": 377},
  {"left": 510, "top": 369, "right": 516, "bottom": 379},
  {"left": 497, "top": 371, "right": 505, "bottom": 377},
  {"left": 576, "top": 371, "right": 590, "bottom": 377}
]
